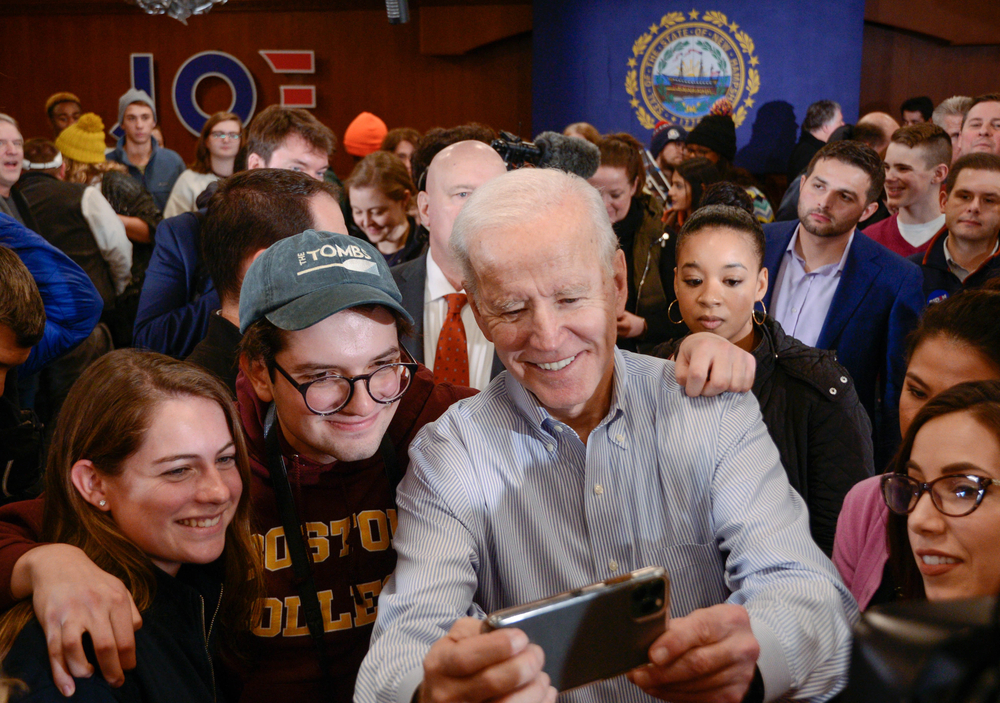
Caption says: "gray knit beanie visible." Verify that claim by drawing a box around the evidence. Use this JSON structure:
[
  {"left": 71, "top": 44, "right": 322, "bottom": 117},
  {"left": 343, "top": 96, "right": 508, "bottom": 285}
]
[{"left": 117, "top": 89, "right": 157, "bottom": 127}]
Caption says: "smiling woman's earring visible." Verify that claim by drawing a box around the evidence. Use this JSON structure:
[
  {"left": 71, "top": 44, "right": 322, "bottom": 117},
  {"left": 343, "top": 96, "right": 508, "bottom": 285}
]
[
  {"left": 752, "top": 301, "right": 767, "bottom": 326},
  {"left": 98, "top": 499, "right": 107, "bottom": 508},
  {"left": 668, "top": 300, "right": 684, "bottom": 325}
]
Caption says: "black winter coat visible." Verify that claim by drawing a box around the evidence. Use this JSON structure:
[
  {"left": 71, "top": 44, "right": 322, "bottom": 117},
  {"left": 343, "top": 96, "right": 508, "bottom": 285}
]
[
  {"left": 654, "top": 316, "right": 874, "bottom": 555},
  {"left": 6, "top": 564, "right": 230, "bottom": 702}
]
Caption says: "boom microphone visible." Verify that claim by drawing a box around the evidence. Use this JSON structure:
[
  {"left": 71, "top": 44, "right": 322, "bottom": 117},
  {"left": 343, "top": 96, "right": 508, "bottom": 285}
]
[
  {"left": 491, "top": 131, "right": 601, "bottom": 179},
  {"left": 533, "top": 131, "right": 600, "bottom": 179}
]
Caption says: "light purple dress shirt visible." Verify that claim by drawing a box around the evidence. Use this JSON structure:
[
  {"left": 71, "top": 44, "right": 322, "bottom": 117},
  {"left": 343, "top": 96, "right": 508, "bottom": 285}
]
[{"left": 771, "top": 226, "right": 855, "bottom": 348}]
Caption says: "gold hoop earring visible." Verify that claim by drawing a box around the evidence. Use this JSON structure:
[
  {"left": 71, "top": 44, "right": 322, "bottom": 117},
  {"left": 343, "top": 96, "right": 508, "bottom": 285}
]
[
  {"left": 668, "top": 299, "right": 684, "bottom": 325},
  {"left": 752, "top": 301, "right": 767, "bottom": 326}
]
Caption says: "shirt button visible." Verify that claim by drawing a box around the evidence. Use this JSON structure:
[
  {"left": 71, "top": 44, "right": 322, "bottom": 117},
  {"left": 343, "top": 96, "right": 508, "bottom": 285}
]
[
  {"left": 554, "top": 425, "right": 564, "bottom": 433},
  {"left": 615, "top": 434, "right": 624, "bottom": 443},
  {"left": 792, "top": 307, "right": 799, "bottom": 314},
  {"left": 608, "top": 560, "right": 619, "bottom": 572},
  {"left": 546, "top": 443, "right": 555, "bottom": 452},
  {"left": 594, "top": 484, "right": 604, "bottom": 495}
]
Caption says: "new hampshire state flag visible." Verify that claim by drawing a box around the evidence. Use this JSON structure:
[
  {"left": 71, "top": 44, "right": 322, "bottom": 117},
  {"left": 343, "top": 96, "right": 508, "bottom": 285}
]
[{"left": 532, "top": 0, "right": 866, "bottom": 173}]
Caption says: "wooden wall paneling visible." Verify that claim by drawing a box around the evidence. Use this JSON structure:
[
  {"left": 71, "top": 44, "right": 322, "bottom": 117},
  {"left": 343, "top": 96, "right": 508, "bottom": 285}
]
[
  {"left": 419, "top": 5, "right": 532, "bottom": 55},
  {"left": 865, "top": 0, "right": 1000, "bottom": 46},
  {"left": 0, "top": 6, "right": 532, "bottom": 178},
  {"left": 860, "top": 22, "right": 1000, "bottom": 116}
]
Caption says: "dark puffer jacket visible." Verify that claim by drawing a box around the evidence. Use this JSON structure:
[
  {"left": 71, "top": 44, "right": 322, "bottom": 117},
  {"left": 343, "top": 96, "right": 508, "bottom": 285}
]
[{"left": 654, "top": 316, "right": 874, "bottom": 555}]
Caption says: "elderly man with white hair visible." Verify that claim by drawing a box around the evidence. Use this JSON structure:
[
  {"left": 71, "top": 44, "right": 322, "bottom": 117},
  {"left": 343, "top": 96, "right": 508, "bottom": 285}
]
[{"left": 356, "top": 168, "right": 857, "bottom": 703}]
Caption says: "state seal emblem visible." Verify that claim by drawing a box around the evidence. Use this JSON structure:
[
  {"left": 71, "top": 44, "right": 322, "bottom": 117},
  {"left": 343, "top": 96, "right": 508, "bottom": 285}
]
[{"left": 626, "top": 10, "right": 760, "bottom": 131}]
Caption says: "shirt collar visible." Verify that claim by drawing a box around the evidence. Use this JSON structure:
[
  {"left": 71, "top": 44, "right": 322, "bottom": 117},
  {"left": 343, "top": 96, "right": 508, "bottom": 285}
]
[
  {"left": 787, "top": 224, "right": 855, "bottom": 274},
  {"left": 425, "top": 247, "right": 462, "bottom": 302},
  {"left": 943, "top": 235, "right": 1000, "bottom": 277},
  {"left": 504, "top": 347, "right": 628, "bottom": 438}
]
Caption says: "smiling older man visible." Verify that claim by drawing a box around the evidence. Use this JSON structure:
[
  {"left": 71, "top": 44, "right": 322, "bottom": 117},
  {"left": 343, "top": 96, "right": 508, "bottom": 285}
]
[{"left": 356, "top": 168, "right": 857, "bottom": 703}]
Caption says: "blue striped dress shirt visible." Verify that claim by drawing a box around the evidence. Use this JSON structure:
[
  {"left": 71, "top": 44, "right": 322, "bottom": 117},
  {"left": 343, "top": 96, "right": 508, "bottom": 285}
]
[{"left": 355, "top": 349, "right": 858, "bottom": 703}]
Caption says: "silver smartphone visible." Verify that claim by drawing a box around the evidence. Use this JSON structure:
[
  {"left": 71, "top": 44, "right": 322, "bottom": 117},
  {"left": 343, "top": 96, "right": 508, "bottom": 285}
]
[{"left": 482, "top": 566, "right": 669, "bottom": 692}]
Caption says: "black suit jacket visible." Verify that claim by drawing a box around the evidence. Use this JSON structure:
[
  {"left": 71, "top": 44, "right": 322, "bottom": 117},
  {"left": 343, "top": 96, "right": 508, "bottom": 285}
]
[{"left": 391, "top": 252, "right": 505, "bottom": 380}]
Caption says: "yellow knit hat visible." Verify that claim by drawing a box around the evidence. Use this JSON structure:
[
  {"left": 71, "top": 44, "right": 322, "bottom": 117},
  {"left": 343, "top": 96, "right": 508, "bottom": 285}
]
[{"left": 55, "top": 113, "right": 107, "bottom": 164}]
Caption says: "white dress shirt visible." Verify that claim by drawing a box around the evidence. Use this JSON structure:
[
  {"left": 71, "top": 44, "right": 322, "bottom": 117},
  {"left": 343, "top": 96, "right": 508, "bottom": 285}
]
[{"left": 422, "top": 251, "right": 495, "bottom": 390}]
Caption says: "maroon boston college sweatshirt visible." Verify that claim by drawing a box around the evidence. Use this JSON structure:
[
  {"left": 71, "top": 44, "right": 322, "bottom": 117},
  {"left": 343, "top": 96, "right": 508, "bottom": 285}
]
[{"left": 234, "top": 366, "right": 473, "bottom": 703}]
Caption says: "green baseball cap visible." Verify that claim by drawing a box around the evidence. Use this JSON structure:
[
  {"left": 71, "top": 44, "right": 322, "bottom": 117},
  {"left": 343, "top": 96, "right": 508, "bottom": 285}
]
[{"left": 239, "top": 230, "right": 413, "bottom": 334}]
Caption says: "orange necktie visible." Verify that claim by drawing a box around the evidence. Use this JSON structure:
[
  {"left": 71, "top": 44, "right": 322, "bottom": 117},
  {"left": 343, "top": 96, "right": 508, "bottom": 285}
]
[{"left": 433, "top": 293, "right": 469, "bottom": 386}]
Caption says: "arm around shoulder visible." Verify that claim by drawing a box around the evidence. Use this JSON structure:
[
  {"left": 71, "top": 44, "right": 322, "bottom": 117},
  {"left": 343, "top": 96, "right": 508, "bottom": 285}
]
[{"left": 0, "top": 495, "right": 44, "bottom": 608}]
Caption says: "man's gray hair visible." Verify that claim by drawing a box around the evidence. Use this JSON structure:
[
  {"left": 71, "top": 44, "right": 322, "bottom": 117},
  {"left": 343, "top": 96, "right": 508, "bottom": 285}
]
[
  {"left": 932, "top": 96, "right": 973, "bottom": 129},
  {"left": 0, "top": 114, "right": 19, "bottom": 129},
  {"left": 450, "top": 168, "right": 619, "bottom": 299}
]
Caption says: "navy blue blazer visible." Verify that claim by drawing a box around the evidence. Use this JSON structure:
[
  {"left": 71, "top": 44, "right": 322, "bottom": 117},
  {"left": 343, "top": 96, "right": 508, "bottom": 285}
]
[
  {"left": 391, "top": 252, "right": 505, "bottom": 379},
  {"left": 762, "top": 220, "right": 925, "bottom": 458}
]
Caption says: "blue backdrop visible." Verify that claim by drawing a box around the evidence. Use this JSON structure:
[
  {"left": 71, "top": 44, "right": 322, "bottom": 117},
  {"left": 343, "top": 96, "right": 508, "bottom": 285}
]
[{"left": 532, "top": 0, "right": 865, "bottom": 173}]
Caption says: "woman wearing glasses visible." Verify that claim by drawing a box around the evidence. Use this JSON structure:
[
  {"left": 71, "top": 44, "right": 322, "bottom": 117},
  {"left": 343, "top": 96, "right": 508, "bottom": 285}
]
[
  {"left": 834, "top": 284, "right": 1000, "bottom": 609},
  {"left": 163, "top": 112, "right": 243, "bottom": 218},
  {"left": 881, "top": 381, "right": 1000, "bottom": 602}
]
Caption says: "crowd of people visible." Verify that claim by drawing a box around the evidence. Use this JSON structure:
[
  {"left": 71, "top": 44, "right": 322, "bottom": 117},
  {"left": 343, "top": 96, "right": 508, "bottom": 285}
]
[{"left": 0, "top": 84, "right": 999, "bottom": 703}]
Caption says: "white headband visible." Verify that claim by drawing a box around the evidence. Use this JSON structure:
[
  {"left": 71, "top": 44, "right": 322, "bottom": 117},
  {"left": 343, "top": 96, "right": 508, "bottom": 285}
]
[{"left": 23, "top": 152, "right": 63, "bottom": 171}]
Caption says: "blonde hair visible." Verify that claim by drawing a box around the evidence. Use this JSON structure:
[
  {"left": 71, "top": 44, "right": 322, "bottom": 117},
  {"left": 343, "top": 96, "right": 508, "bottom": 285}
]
[{"left": 63, "top": 157, "right": 126, "bottom": 186}]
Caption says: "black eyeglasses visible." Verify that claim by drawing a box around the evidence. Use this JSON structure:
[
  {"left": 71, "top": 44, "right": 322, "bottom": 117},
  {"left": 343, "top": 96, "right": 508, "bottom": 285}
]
[
  {"left": 881, "top": 472, "right": 1000, "bottom": 518},
  {"left": 273, "top": 354, "right": 418, "bottom": 416}
]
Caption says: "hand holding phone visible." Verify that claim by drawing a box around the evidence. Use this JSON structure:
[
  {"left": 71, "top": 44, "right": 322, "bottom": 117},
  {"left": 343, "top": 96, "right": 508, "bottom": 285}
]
[
  {"left": 482, "top": 567, "right": 670, "bottom": 692},
  {"left": 419, "top": 617, "right": 556, "bottom": 703},
  {"left": 628, "top": 603, "right": 759, "bottom": 702}
]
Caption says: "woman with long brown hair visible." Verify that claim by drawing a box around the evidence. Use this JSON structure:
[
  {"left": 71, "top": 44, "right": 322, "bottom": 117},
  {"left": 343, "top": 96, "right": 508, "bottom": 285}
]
[
  {"left": 163, "top": 111, "right": 243, "bottom": 218},
  {"left": 0, "top": 349, "right": 263, "bottom": 702}
]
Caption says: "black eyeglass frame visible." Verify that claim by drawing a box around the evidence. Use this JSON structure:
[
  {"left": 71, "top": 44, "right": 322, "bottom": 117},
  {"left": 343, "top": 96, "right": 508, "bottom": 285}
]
[
  {"left": 272, "top": 351, "right": 418, "bottom": 416},
  {"left": 880, "top": 472, "right": 1000, "bottom": 518}
]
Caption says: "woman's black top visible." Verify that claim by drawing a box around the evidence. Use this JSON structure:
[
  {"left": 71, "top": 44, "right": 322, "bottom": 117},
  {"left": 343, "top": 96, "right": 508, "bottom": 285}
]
[{"left": 6, "top": 563, "right": 232, "bottom": 702}]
